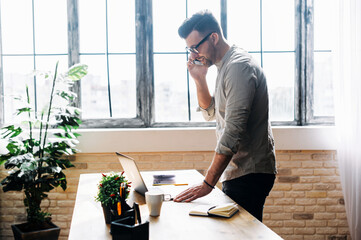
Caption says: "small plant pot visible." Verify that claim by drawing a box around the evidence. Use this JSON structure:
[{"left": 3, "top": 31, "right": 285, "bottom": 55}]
[
  {"left": 110, "top": 216, "right": 149, "bottom": 240},
  {"left": 11, "top": 221, "right": 60, "bottom": 240}
]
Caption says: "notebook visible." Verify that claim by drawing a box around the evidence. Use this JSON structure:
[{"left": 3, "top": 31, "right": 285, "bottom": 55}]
[
  {"left": 189, "top": 203, "right": 239, "bottom": 218},
  {"left": 116, "top": 152, "right": 183, "bottom": 199}
]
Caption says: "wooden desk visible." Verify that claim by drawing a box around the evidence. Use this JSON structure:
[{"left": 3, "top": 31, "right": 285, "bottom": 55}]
[{"left": 69, "top": 170, "right": 283, "bottom": 240}]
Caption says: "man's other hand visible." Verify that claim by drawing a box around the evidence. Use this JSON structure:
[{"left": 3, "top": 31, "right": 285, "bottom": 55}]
[{"left": 173, "top": 182, "right": 213, "bottom": 202}]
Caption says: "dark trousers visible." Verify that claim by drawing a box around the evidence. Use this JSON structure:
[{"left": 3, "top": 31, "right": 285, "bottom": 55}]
[{"left": 222, "top": 173, "right": 275, "bottom": 222}]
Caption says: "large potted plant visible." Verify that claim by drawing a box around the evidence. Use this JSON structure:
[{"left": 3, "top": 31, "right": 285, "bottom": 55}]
[{"left": 0, "top": 62, "right": 88, "bottom": 240}]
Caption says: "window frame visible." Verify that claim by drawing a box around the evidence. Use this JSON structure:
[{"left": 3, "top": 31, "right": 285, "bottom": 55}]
[
  {"left": 0, "top": 0, "right": 335, "bottom": 127},
  {"left": 294, "top": 0, "right": 335, "bottom": 126}
]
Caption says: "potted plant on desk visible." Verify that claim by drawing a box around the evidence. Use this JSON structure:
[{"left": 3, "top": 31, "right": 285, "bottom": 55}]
[
  {"left": 95, "top": 172, "right": 131, "bottom": 224},
  {"left": 0, "top": 62, "right": 88, "bottom": 240}
]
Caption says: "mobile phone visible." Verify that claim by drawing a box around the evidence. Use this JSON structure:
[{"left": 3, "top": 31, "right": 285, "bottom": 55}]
[{"left": 193, "top": 60, "right": 203, "bottom": 65}]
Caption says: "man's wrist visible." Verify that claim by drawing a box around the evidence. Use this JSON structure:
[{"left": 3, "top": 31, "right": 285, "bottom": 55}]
[{"left": 203, "top": 179, "right": 215, "bottom": 189}]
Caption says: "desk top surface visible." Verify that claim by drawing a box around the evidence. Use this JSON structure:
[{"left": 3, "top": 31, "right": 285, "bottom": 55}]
[{"left": 69, "top": 170, "right": 282, "bottom": 240}]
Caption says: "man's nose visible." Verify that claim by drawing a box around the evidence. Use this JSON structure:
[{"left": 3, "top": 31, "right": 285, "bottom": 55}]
[{"left": 190, "top": 51, "right": 199, "bottom": 59}]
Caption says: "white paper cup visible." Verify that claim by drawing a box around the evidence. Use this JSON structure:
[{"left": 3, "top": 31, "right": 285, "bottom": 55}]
[{"left": 145, "top": 191, "right": 171, "bottom": 217}]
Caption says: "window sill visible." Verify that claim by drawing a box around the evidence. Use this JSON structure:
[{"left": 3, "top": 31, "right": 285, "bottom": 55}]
[{"left": 76, "top": 126, "right": 336, "bottom": 153}]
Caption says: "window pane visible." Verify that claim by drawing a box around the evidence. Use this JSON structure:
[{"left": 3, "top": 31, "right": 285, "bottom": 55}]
[
  {"left": 313, "top": 0, "right": 337, "bottom": 118},
  {"left": 227, "top": 0, "right": 260, "bottom": 51},
  {"left": 80, "top": 55, "right": 110, "bottom": 118},
  {"left": 34, "top": 0, "right": 67, "bottom": 54},
  {"left": 313, "top": 52, "right": 334, "bottom": 116},
  {"left": 109, "top": 55, "right": 136, "bottom": 118},
  {"left": 314, "top": 0, "right": 337, "bottom": 50},
  {"left": 35, "top": 56, "right": 68, "bottom": 73},
  {"left": 1, "top": 0, "right": 33, "bottom": 54},
  {"left": 35, "top": 56, "right": 68, "bottom": 113},
  {"left": 78, "top": 0, "right": 106, "bottom": 53},
  {"left": 187, "top": 0, "right": 220, "bottom": 20},
  {"left": 263, "top": 53, "right": 295, "bottom": 121},
  {"left": 153, "top": 0, "right": 186, "bottom": 53},
  {"left": 2, "top": 56, "right": 34, "bottom": 123},
  {"left": 154, "top": 54, "right": 188, "bottom": 122},
  {"left": 262, "top": 0, "right": 294, "bottom": 51},
  {"left": 108, "top": 0, "right": 136, "bottom": 53}
]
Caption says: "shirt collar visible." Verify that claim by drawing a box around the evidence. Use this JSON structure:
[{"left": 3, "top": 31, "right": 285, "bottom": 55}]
[{"left": 215, "top": 44, "right": 237, "bottom": 70}]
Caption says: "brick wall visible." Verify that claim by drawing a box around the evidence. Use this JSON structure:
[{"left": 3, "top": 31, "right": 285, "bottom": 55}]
[
  {"left": 0, "top": 150, "right": 351, "bottom": 240},
  {"left": 263, "top": 151, "right": 350, "bottom": 240}
]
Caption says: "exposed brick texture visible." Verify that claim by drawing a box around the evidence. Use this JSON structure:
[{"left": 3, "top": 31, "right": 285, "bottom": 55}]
[{"left": 0, "top": 150, "right": 351, "bottom": 240}]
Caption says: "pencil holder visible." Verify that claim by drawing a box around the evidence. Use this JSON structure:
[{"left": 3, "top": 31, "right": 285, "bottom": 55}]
[
  {"left": 102, "top": 202, "right": 132, "bottom": 224},
  {"left": 110, "top": 216, "right": 149, "bottom": 240}
]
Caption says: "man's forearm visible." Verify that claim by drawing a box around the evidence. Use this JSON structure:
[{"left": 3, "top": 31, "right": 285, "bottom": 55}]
[
  {"left": 173, "top": 152, "right": 232, "bottom": 202},
  {"left": 195, "top": 78, "right": 212, "bottom": 110},
  {"left": 204, "top": 152, "right": 232, "bottom": 187}
]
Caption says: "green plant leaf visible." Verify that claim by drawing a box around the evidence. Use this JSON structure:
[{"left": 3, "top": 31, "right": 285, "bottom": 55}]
[
  {"left": 6, "top": 142, "right": 19, "bottom": 155},
  {"left": 55, "top": 159, "right": 74, "bottom": 169},
  {"left": 5, "top": 153, "right": 35, "bottom": 169},
  {"left": 0, "top": 158, "right": 8, "bottom": 165},
  {"left": 1, "top": 172, "right": 24, "bottom": 192},
  {"left": 57, "top": 90, "right": 76, "bottom": 101},
  {"left": 73, "top": 132, "right": 81, "bottom": 137},
  {"left": 15, "top": 107, "right": 32, "bottom": 116},
  {"left": 40, "top": 166, "right": 62, "bottom": 174},
  {"left": 1, "top": 125, "right": 23, "bottom": 138},
  {"left": 18, "top": 159, "right": 38, "bottom": 177},
  {"left": 60, "top": 148, "right": 75, "bottom": 155},
  {"left": 67, "top": 64, "right": 88, "bottom": 81}
]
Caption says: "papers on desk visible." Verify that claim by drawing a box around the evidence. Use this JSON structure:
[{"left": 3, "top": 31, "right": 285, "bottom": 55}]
[{"left": 152, "top": 174, "right": 188, "bottom": 186}]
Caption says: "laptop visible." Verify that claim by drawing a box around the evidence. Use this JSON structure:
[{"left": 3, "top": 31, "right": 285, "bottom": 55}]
[
  {"left": 116, "top": 152, "right": 148, "bottom": 195},
  {"left": 116, "top": 152, "right": 185, "bottom": 198}
]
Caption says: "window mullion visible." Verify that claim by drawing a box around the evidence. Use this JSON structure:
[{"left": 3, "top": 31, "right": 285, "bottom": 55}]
[
  {"left": 136, "top": 0, "right": 154, "bottom": 127},
  {"left": 0, "top": 3, "right": 3, "bottom": 125},
  {"left": 67, "top": 0, "right": 81, "bottom": 109},
  {"left": 305, "top": 0, "right": 314, "bottom": 124},
  {"left": 0, "top": 20, "right": 3, "bottom": 125},
  {"left": 220, "top": 0, "right": 227, "bottom": 39},
  {"left": 295, "top": 0, "right": 307, "bottom": 125}
]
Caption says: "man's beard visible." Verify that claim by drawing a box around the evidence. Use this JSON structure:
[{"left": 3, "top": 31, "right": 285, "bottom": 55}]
[
  {"left": 196, "top": 56, "right": 213, "bottom": 67},
  {"left": 204, "top": 58, "right": 213, "bottom": 67}
]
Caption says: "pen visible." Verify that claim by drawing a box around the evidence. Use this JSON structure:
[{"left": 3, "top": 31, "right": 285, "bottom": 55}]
[
  {"left": 120, "top": 183, "right": 123, "bottom": 198},
  {"left": 117, "top": 201, "right": 121, "bottom": 216},
  {"left": 152, "top": 183, "right": 188, "bottom": 186},
  {"left": 134, "top": 202, "right": 141, "bottom": 224},
  {"left": 118, "top": 183, "right": 124, "bottom": 216}
]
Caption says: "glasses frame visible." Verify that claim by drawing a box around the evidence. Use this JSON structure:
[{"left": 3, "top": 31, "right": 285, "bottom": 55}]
[{"left": 186, "top": 32, "right": 214, "bottom": 54}]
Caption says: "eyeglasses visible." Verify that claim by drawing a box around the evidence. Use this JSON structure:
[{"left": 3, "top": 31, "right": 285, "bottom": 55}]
[{"left": 186, "top": 32, "right": 214, "bottom": 54}]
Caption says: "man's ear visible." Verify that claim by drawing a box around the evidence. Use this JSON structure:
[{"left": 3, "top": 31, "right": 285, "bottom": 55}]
[{"left": 211, "top": 32, "right": 220, "bottom": 46}]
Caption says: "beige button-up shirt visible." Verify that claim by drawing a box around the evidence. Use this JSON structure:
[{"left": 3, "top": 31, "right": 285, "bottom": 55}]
[{"left": 198, "top": 45, "right": 277, "bottom": 182}]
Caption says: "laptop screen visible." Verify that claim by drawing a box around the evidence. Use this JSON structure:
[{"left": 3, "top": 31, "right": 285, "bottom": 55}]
[{"left": 116, "top": 152, "right": 148, "bottom": 195}]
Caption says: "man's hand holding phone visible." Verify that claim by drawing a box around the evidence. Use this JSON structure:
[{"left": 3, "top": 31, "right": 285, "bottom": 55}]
[{"left": 187, "top": 58, "right": 208, "bottom": 83}]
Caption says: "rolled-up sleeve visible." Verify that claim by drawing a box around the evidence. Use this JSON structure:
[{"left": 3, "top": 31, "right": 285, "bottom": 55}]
[
  {"left": 215, "top": 63, "right": 256, "bottom": 156},
  {"left": 196, "top": 97, "right": 216, "bottom": 121}
]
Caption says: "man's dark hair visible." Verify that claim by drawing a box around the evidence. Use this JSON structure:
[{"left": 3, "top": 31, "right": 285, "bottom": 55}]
[{"left": 178, "top": 10, "right": 222, "bottom": 39}]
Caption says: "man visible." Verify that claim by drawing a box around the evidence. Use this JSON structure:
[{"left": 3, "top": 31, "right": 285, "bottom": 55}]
[{"left": 173, "top": 10, "right": 277, "bottom": 222}]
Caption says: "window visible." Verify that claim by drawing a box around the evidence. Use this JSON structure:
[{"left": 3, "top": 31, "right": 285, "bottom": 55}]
[
  {"left": 0, "top": 0, "right": 337, "bottom": 127},
  {"left": 228, "top": 0, "right": 295, "bottom": 123},
  {"left": 78, "top": 0, "right": 136, "bottom": 120},
  {"left": 0, "top": 0, "right": 68, "bottom": 124}
]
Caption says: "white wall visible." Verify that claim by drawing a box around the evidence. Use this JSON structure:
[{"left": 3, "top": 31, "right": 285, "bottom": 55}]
[{"left": 76, "top": 126, "right": 336, "bottom": 153}]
